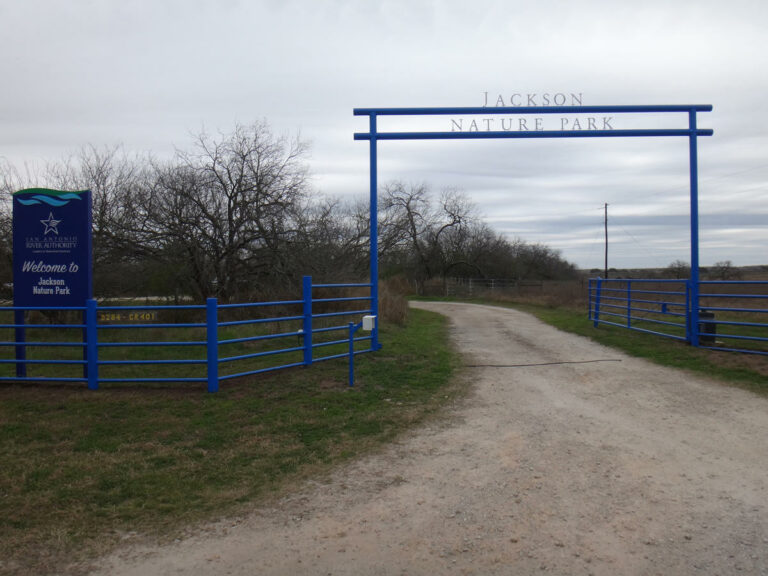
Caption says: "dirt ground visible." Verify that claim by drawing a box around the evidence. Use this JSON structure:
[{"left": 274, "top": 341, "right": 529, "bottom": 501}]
[{"left": 91, "top": 302, "right": 768, "bottom": 575}]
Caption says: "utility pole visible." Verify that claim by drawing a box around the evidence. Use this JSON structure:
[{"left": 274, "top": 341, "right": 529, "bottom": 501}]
[{"left": 604, "top": 203, "right": 609, "bottom": 279}]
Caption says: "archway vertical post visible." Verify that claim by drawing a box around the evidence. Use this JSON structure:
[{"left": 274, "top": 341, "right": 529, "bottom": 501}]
[
  {"left": 369, "top": 113, "right": 381, "bottom": 350},
  {"left": 689, "top": 109, "right": 701, "bottom": 346}
]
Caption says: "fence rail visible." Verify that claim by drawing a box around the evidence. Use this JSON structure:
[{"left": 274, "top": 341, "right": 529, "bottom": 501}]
[
  {"left": 589, "top": 278, "right": 768, "bottom": 355},
  {"left": 0, "top": 277, "right": 375, "bottom": 392}
]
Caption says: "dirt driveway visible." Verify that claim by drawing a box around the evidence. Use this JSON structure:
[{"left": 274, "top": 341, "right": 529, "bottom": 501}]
[{"left": 93, "top": 302, "right": 768, "bottom": 575}]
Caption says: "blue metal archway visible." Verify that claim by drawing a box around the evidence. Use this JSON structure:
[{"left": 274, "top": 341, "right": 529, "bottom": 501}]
[{"left": 354, "top": 104, "right": 713, "bottom": 348}]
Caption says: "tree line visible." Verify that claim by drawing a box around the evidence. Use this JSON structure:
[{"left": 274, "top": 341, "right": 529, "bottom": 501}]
[{"left": 0, "top": 121, "right": 577, "bottom": 302}]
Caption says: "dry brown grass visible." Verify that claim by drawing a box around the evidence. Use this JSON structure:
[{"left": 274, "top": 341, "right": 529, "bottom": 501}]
[
  {"left": 379, "top": 277, "right": 410, "bottom": 325},
  {"left": 472, "top": 280, "right": 587, "bottom": 310}
]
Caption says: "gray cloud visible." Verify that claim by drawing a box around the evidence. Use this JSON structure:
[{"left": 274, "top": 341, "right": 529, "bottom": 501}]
[{"left": 1, "top": 0, "right": 766, "bottom": 268}]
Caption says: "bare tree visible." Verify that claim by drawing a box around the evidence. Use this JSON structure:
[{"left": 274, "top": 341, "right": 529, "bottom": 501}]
[
  {"left": 44, "top": 145, "right": 153, "bottom": 294},
  {"left": 380, "top": 181, "right": 432, "bottom": 285},
  {"left": 377, "top": 180, "right": 578, "bottom": 289},
  {"left": 379, "top": 182, "right": 478, "bottom": 293},
  {"left": 0, "top": 160, "right": 53, "bottom": 296},
  {"left": 429, "top": 187, "right": 478, "bottom": 278},
  {"left": 0, "top": 164, "right": 13, "bottom": 298},
  {"left": 286, "top": 196, "right": 369, "bottom": 282},
  {"left": 710, "top": 260, "right": 741, "bottom": 280},
  {"left": 667, "top": 259, "right": 691, "bottom": 279},
  {"left": 47, "top": 146, "right": 141, "bottom": 236},
  {"left": 145, "top": 122, "right": 309, "bottom": 301}
]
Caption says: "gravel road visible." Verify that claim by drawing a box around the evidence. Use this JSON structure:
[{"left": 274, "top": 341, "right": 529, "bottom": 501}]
[{"left": 92, "top": 302, "right": 768, "bottom": 575}]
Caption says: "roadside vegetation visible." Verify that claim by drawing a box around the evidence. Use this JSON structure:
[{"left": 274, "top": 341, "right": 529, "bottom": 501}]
[{"left": 0, "top": 307, "right": 460, "bottom": 576}]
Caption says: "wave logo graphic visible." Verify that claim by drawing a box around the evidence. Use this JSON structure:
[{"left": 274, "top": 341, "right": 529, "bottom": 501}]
[{"left": 17, "top": 193, "right": 84, "bottom": 207}]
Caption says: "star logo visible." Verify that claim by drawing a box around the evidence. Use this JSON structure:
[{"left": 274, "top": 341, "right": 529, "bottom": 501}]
[{"left": 40, "top": 212, "right": 62, "bottom": 235}]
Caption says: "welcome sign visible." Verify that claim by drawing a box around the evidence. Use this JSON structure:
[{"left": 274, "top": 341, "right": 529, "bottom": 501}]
[{"left": 12, "top": 188, "right": 93, "bottom": 307}]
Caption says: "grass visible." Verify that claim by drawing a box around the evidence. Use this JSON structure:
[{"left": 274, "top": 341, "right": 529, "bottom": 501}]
[{"left": 0, "top": 307, "right": 461, "bottom": 576}]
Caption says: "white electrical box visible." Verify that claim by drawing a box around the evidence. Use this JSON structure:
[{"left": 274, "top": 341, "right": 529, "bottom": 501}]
[{"left": 362, "top": 315, "right": 376, "bottom": 331}]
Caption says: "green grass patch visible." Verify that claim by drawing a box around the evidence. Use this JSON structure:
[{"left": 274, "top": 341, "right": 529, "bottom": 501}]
[{"left": 0, "top": 308, "right": 461, "bottom": 576}]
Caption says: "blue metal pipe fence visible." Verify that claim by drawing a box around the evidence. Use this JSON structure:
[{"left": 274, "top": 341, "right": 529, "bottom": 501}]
[
  {"left": 0, "top": 276, "right": 375, "bottom": 392},
  {"left": 589, "top": 278, "right": 768, "bottom": 355}
]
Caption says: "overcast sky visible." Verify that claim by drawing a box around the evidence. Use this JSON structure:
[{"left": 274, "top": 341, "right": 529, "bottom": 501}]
[{"left": 1, "top": 0, "right": 766, "bottom": 270}]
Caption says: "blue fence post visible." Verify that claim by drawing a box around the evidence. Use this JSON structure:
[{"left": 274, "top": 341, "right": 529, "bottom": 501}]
[
  {"left": 86, "top": 299, "right": 99, "bottom": 390},
  {"left": 82, "top": 307, "right": 88, "bottom": 380},
  {"left": 206, "top": 298, "right": 218, "bottom": 393},
  {"left": 368, "top": 113, "right": 382, "bottom": 352},
  {"left": 348, "top": 322, "right": 356, "bottom": 387},
  {"left": 685, "top": 280, "right": 692, "bottom": 343},
  {"left": 348, "top": 321, "right": 363, "bottom": 387},
  {"left": 627, "top": 280, "right": 632, "bottom": 328},
  {"left": 688, "top": 108, "right": 701, "bottom": 347},
  {"left": 593, "top": 278, "right": 602, "bottom": 328},
  {"left": 14, "top": 309, "right": 26, "bottom": 378},
  {"left": 302, "top": 276, "right": 313, "bottom": 366}
]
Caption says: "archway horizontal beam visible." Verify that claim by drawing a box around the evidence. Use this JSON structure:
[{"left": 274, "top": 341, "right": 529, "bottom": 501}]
[
  {"left": 354, "top": 104, "right": 713, "bottom": 116},
  {"left": 354, "top": 128, "right": 713, "bottom": 141}
]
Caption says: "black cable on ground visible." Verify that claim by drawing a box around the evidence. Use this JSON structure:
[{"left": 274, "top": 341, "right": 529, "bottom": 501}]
[{"left": 466, "top": 359, "right": 623, "bottom": 368}]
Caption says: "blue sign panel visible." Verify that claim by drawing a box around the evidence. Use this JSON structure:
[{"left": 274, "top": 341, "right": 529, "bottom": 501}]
[{"left": 12, "top": 188, "right": 93, "bottom": 307}]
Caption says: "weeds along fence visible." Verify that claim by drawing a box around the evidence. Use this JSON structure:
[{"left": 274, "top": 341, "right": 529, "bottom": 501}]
[
  {"left": 435, "top": 278, "right": 586, "bottom": 307},
  {"left": 444, "top": 278, "right": 545, "bottom": 298},
  {"left": 588, "top": 278, "right": 768, "bottom": 355},
  {"left": 0, "top": 277, "right": 375, "bottom": 392}
]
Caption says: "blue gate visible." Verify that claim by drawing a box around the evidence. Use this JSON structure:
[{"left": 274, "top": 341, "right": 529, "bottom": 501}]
[{"left": 589, "top": 278, "right": 768, "bottom": 355}]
